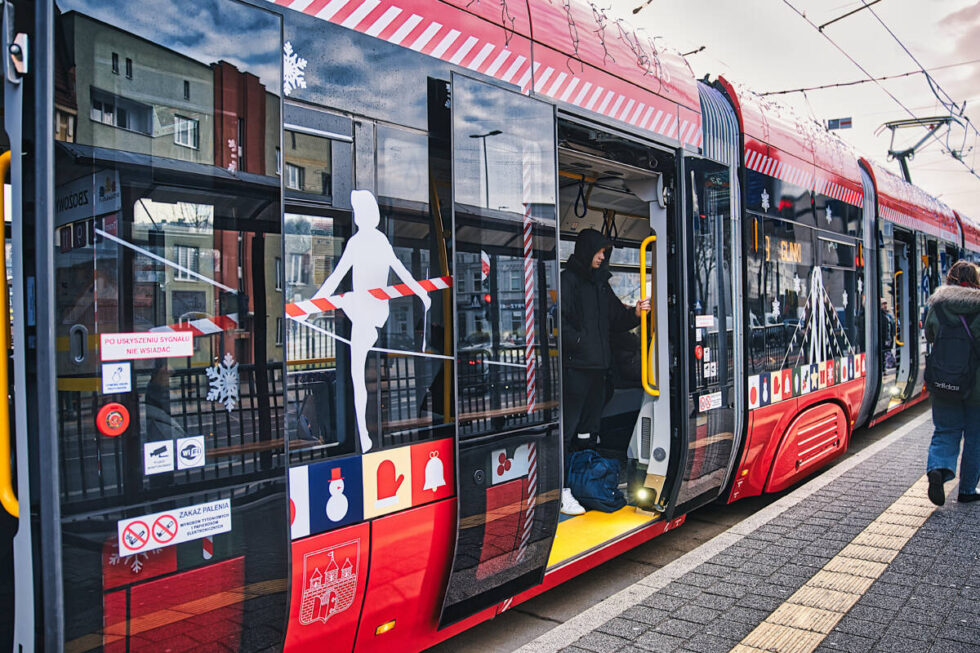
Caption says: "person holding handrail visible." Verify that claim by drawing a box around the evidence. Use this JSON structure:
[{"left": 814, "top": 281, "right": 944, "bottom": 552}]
[{"left": 559, "top": 228, "right": 649, "bottom": 515}]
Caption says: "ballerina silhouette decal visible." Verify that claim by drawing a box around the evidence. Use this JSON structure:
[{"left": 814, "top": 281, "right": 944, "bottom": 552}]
[{"left": 309, "top": 190, "right": 432, "bottom": 453}]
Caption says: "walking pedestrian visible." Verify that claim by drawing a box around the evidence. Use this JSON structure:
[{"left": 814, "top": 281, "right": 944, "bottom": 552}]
[
  {"left": 924, "top": 260, "right": 980, "bottom": 505},
  {"left": 560, "top": 228, "right": 649, "bottom": 515}
]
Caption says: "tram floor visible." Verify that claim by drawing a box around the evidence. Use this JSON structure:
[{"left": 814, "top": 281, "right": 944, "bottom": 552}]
[{"left": 427, "top": 402, "right": 931, "bottom": 653}]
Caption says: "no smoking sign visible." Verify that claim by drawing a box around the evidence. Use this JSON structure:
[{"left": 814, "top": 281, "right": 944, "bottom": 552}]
[
  {"left": 153, "top": 514, "right": 178, "bottom": 544},
  {"left": 117, "top": 499, "right": 231, "bottom": 554}
]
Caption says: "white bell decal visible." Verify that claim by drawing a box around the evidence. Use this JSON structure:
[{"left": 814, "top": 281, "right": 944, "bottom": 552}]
[{"left": 423, "top": 450, "right": 446, "bottom": 492}]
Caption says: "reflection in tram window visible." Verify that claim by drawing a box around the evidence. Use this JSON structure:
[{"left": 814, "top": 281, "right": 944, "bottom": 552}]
[{"left": 53, "top": 2, "right": 287, "bottom": 650}]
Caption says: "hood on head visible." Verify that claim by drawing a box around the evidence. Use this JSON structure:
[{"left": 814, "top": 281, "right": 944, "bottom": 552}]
[
  {"left": 927, "top": 283, "right": 980, "bottom": 314},
  {"left": 571, "top": 228, "right": 612, "bottom": 268}
]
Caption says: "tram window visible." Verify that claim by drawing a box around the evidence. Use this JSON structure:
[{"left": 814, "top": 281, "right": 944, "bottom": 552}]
[
  {"left": 746, "top": 217, "right": 815, "bottom": 373},
  {"left": 285, "top": 125, "right": 452, "bottom": 461}
]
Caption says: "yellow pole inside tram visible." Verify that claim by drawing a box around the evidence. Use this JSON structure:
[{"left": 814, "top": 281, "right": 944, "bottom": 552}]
[{"left": 0, "top": 150, "right": 18, "bottom": 518}]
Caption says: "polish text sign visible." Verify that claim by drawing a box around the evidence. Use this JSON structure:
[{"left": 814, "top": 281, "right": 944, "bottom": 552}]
[
  {"left": 117, "top": 499, "right": 231, "bottom": 555},
  {"left": 101, "top": 332, "right": 193, "bottom": 361}
]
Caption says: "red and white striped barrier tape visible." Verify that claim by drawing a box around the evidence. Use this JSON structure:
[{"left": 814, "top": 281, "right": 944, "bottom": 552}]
[
  {"left": 150, "top": 275, "right": 452, "bottom": 336},
  {"left": 285, "top": 275, "right": 453, "bottom": 320},
  {"left": 151, "top": 313, "right": 240, "bottom": 337}
]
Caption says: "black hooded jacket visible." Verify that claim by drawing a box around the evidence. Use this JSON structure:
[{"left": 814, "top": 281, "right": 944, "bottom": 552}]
[{"left": 560, "top": 229, "right": 639, "bottom": 370}]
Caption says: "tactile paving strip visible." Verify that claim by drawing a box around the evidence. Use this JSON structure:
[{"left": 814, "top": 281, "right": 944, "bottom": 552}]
[{"left": 731, "top": 475, "right": 937, "bottom": 653}]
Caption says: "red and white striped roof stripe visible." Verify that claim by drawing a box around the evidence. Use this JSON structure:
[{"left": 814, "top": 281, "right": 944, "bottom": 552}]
[
  {"left": 813, "top": 175, "right": 862, "bottom": 206},
  {"left": 528, "top": 48, "right": 702, "bottom": 148},
  {"left": 744, "top": 148, "right": 813, "bottom": 189},
  {"left": 273, "top": 0, "right": 702, "bottom": 148},
  {"left": 879, "top": 204, "right": 960, "bottom": 244},
  {"left": 744, "top": 146, "right": 862, "bottom": 207}
]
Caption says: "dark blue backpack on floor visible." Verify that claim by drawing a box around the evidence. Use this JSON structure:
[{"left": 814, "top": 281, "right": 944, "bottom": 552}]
[{"left": 566, "top": 449, "right": 627, "bottom": 513}]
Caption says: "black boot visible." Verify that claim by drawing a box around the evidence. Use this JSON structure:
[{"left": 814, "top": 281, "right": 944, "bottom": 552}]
[
  {"left": 927, "top": 469, "right": 946, "bottom": 506},
  {"left": 957, "top": 493, "right": 980, "bottom": 503}
]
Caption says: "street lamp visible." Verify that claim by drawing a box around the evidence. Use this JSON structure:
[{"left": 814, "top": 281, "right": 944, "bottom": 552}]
[{"left": 469, "top": 129, "right": 502, "bottom": 208}]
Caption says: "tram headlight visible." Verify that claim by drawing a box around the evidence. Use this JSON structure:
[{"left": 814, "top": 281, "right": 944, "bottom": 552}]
[{"left": 636, "top": 488, "right": 651, "bottom": 502}]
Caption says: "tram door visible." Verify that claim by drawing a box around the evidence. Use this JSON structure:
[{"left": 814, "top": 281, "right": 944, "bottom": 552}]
[
  {"left": 439, "top": 74, "right": 562, "bottom": 627},
  {"left": 47, "top": 3, "right": 289, "bottom": 650},
  {"left": 875, "top": 224, "right": 917, "bottom": 415},
  {"left": 670, "top": 157, "right": 737, "bottom": 516}
]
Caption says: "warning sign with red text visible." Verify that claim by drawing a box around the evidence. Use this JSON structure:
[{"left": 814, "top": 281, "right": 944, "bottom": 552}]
[
  {"left": 117, "top": 499, "right": 231, "bottom": 555},
  {"left": 100, "top": 331, "right": 193, "bottom": 361}
]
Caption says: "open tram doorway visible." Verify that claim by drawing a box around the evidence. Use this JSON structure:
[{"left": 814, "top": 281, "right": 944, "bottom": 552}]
[
  {"left": 875, "top": 224, "right": 918, "bottom": 415},
  {"left": 550, "top": 119, "right": 681, "bottom": 567}
]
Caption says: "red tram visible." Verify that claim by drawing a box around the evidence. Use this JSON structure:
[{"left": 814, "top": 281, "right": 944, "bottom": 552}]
[{"left": 0, "top": 0, "right": 976, "bottom": 651}]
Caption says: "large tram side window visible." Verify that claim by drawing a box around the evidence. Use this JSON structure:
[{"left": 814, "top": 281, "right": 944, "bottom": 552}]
[
  {"left": 818, "top": 236, "right": 864, "bottom": 355},
  {"left": 286, "top": 121, "right": 452, "bottom": 461},
  {"left": 745, "top": 217, "right": 816, "bottom": 374}
]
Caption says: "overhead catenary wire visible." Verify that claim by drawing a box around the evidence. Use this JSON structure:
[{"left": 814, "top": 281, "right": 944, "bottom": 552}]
[
  {"left": 760, "top": 58, "right": 980, "bottom": 96},
  {"left": 780, "top": 0, "right": 980, "bottom": 183}
]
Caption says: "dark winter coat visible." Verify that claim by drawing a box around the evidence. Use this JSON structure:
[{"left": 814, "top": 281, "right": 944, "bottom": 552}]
[
  {"left": 560, "top": 229, "right": 639, "bottom": 370},
  {"left": 925, "top": 283, "right": 980, "bottom": 405}
]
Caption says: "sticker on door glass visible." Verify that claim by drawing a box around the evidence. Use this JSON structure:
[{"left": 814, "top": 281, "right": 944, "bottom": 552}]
[
  {"left": 698, "top": 391, "right": 723, "bottom": 413},
  {"left": 176, "top": 435, "right": 205, "bottom": 470},
  {"left": 101, "top": 361, "right": 132, "bottom": 394},
  {"left": 143, "top": 441, "right": 174, "bottom": 475},
  {"left": 695, "top": 315, "right": 714, "bottom": 329},
  {"left": 100, "top": 331, "right": 193, "bottom": 361},
  {"left": 117, "top": 499, "right": 231, "bottom": 555}
]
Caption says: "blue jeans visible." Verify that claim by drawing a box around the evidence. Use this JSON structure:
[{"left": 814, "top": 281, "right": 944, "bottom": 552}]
[{"left": 929, "top": 398, "right": 980, "bottom": 494}]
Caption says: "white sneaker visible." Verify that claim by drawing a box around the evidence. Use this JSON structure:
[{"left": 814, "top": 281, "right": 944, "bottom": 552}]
[{"left": 561, "top": 488, "right": 586, "bottom": 515}]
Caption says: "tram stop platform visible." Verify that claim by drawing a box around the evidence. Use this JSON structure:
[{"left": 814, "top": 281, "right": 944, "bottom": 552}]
[{"left": 517, "top": 409, "right": 980, "bottom": 653}]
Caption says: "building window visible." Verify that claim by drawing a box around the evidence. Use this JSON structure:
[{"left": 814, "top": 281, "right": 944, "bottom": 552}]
[
  {"left": 90, "top": 88, "right": 151, "bottom": 134},
  {"left": 275, "top": 257, "right": 283, "bottom": 290},
  {"left": 111, "top": 52, "right": 119, "bottom": 74},
  {"left": 174, "top": 115, "right": 200, "bottom": 149},
  {"left": 510, "top": 268, "right": 522, "bottom": 291},
  {"left": 285, "top": 163, "right": 304, "bottom": 191},
  {"left": 288, "top": 253, "right": 309, "bottom": 285},
  {"left": 174, "top": 245, "right": 199, "bottom": 281},
  {"left": 275, "top": 148, "right": 281, "bottom": 175},
  {"left": 276, "top": 317, "right": 284, "bottom": 345},
  {"left": 184, "top": 80, "right": 190, "bottom": 100},
  {"left": 125, "top": 58, "right": 133, "bottom": 79},
  {"left": 55, "top": 110, "right": 76, "bottom": 143}
]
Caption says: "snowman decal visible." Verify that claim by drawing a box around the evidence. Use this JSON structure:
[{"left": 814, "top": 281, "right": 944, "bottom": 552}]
[{"left": 325, "top": 467, "right": 349, "bottom": 522}]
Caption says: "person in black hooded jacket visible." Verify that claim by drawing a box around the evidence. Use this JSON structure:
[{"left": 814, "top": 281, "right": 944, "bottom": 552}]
[{"left": 559, "top": 228, "right": 649, "bottom": 514}]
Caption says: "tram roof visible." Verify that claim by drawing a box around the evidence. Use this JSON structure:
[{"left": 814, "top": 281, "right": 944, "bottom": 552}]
[
  {"left": 716, "top": 76, "right": 863, "bottom": 208},
  {"left": 280, "top": 0, "right": 702, "bottom": 149},
  {"left": 861, "top": 158, "right": 960, "bottom": 245}
]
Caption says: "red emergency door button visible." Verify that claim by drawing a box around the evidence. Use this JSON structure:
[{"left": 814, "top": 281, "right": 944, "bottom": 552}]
[{"left": 97, "top": 402, "right": 130, "bottom": 437}]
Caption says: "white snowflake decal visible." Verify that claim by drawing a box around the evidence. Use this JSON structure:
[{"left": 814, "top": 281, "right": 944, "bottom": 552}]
[
  {"left": 858, "top": 278, "right": 864, "bottom": 295},
  {"left": 842, "top": 290, "right": 848, "bottom": 308},
  {"left": 283, "top": 42, "right": 308, "bottom": 97},
  {"left": 826, "top": 203, "right": 834, "bottom": 224},
  {"left": 793, "top": 273, "right": 803, "bottom": 294},
  {"left": 761, "top": 188, "right": 770, "bottom": 211},
  {"left": 206, "top": 352, "right": 239, "bottom": 412},
  {"left": 109, "top": 549, "right": 161, "bottom": 573},
  {"left": 771, "top": 297, "right": 781, "bottom": 321}
]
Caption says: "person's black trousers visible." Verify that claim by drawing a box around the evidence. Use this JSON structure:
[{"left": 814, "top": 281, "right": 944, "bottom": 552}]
[{"left": 562, "top": 368, "right": 606, "bottom": 456}]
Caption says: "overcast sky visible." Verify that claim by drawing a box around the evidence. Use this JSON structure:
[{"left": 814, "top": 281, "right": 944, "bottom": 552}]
[{"left": 620, "top": 0, "right": 979, "bottom": 216}]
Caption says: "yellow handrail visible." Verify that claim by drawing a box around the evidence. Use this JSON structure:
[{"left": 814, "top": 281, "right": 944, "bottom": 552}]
[
  {"left": 639, "top": 235, "right": 659, "bottom": 397},
  {"left": 0, "top": 150, "right": 17, "bottom": 518},
  {"left": 893, "top": 270, "right": 904, "bottom": 347}
]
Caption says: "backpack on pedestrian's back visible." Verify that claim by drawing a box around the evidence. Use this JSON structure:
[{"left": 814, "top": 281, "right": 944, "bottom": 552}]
[{"left": 924, "top": 305, "right": 980, "bottom": 400}]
